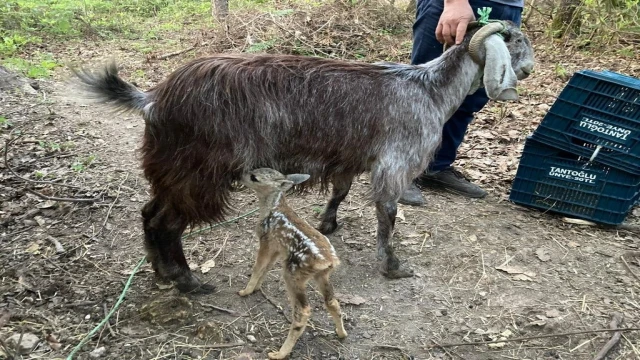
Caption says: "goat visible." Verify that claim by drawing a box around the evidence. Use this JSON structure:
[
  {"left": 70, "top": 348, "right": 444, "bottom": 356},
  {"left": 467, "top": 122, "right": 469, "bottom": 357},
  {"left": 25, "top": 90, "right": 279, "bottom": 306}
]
[
  {"left": 237, "top": 168, "right": 347, "bottom": 359},
  {"left": 70, "top": 20, "right": 535, "bottom": 293}
]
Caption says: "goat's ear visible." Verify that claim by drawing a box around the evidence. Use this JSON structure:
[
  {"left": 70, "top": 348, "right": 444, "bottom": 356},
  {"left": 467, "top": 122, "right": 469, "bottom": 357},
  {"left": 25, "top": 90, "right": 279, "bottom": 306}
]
[
  {"left": 286, "top": 174, "right": 311, "bottom": 185},
  {"left": 482, "top": 35, "right": 519, "bottom": 101}
]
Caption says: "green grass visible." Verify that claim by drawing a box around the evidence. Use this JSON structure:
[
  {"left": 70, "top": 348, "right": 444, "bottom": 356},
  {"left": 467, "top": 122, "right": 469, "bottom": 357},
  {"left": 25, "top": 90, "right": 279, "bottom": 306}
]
[{"left": 0, "top": 0, "right": 219, "bottom": 77}]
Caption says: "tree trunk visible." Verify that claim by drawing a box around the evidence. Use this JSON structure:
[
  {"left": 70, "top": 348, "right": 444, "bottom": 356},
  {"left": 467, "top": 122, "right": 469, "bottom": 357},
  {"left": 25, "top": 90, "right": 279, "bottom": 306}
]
[
  {"left": 551, "top": 0, "right": 583, "bottom": 38},
  {"left": 212, "top": 0, "right": 229, "bottom": 20}
]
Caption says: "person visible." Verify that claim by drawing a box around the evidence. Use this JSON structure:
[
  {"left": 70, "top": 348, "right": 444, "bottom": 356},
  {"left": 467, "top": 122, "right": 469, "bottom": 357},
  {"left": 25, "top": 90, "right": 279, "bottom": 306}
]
[{"left": 399, "top": 0, "right": 524, "bottom": 206}]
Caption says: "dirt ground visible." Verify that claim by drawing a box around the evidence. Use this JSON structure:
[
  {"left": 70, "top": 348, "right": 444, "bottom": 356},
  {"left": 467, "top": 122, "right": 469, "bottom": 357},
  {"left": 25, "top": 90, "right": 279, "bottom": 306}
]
[{"left": 1, "top": 5, "right": 640, "bottom": 360}]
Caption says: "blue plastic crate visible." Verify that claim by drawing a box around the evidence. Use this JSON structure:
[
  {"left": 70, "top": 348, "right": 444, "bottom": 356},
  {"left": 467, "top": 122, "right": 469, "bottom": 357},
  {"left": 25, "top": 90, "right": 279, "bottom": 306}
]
[
  {"left": 509, "top": 137, "right": 640, "bottom": 225},
  {"left": 531, "top": 70, "right": 640, "bottom": 174}
]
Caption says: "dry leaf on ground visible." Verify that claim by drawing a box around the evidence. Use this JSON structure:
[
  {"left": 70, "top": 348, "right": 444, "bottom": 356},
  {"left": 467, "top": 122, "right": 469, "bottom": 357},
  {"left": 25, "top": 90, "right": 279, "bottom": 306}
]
[{"left": 335, "top": 293, "right": 366, "bottom": 305}]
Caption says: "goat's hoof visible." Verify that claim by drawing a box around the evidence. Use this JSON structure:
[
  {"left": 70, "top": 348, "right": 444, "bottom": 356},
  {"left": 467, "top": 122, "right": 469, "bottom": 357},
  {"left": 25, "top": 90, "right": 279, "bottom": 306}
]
[
  {"left": 174, "top": 274, "right": 216, "bottom": 294},
  {"left": 382, "top": 267, "right": 414, "bottom": 279},
  {"left": 268, "top": 351, "right": 289, "bottom": 359},
  {"left": 318, "top": 220, "right": 340, "bottom": 235},
  {"left": 238, "top": 289, "right": 253, "bottom": 297},
  {"left": 336, "top": 329, "right": 348, "bottom": 339}
]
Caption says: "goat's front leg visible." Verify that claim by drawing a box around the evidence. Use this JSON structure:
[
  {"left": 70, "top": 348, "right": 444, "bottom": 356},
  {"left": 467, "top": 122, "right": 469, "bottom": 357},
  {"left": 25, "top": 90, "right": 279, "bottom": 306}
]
[
  {"left": 375, "top": 200, "right": 414, "bottom": 279},
  {"left": 318, "top": 175, "right": 353, "bottom": 235}
]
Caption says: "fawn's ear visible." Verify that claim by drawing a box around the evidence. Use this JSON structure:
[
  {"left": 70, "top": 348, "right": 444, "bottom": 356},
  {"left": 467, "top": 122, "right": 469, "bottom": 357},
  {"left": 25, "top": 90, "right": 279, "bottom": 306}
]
[{"left": 286, "top": 174, "right": 311, "bottom": 185}]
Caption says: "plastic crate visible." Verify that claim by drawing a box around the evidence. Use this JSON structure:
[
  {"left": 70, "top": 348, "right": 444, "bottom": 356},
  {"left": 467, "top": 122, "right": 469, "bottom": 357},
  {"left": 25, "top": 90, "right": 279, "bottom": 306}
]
[
  {"left": 509, "top": 137, "right": 640, "bottom": 225},
  {"left": 530, "top": 70, "right": 640, "bottom": 174}
]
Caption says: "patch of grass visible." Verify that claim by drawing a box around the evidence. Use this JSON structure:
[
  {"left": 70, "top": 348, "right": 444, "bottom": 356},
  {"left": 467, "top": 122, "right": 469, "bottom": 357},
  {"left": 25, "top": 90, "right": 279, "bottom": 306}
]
[
  {"left": 0, "top": 116, "right": 12, "bottom": 128},
  {"left": 246, "top": 39, "right": 278, "bottom": 53},
  {"left": 2, "top": 53, "right": 60, "bottom": 78},
  {"left": 71, "top": 154, "right": 97, "bottom": 172}
]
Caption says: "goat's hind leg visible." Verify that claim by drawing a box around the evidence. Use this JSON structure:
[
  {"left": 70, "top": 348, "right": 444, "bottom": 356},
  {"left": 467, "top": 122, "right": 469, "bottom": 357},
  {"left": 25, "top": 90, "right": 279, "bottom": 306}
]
[
  {"left": 314, "top": 269, "right": 347, "bottom": 338},
  {"left": 318, "top": 175, "right": 353, "bottom": 235},
  {"left": 268, "top": 272, "right": 311, "bottom": 359},
  {"left": 142, "top": 197, "right": 215, "bottom": 294},
  {"left": 376, "top": 200, "right": 414, "bottom": 279}
]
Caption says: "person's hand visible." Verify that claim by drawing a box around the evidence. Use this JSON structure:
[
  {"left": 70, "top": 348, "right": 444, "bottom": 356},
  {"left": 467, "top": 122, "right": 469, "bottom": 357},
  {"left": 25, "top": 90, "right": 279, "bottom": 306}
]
[{"left": 436, "top": 0, "right": 475, "bottom": 46}]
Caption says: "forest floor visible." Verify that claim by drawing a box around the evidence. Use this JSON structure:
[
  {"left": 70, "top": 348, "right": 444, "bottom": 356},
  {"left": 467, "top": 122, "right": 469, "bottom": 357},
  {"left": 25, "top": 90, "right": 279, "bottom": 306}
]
[{"left": 1, "top": 1, "right": 640, "bottom": 359}]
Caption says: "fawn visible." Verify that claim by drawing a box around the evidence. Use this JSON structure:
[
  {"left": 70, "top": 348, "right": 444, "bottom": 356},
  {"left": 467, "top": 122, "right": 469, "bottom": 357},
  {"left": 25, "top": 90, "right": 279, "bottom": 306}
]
[{"left": 237, "top": 168, "right": 347, "bottom": 359}]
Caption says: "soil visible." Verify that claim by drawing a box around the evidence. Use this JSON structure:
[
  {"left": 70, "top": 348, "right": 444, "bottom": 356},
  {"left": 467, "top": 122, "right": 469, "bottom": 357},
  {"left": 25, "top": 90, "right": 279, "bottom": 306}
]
[{"left": 1, "top": 5, "right": 640, "bottom": 360}]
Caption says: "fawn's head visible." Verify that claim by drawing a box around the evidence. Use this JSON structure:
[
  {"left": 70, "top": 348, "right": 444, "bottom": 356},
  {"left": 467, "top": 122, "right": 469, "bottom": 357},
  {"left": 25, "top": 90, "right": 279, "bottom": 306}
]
[{"left": 241, "top": 168, "right": 310, "bottom": 199}]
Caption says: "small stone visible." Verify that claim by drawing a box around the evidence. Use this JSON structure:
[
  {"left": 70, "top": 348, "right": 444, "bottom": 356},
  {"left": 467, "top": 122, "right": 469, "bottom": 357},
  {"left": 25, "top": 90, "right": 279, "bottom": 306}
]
[
  {"left": 7, "top": 333, "right": 40, "bottom": 354},
  {"left": 546, "top": 309, "right": 561, "bottom": 318},
  {"left": 362, "top": 332, "right": 371, "bottom": 339},
  {"left": 246, "top": 334, "right": 257, "bottom": 343},
  {"left": 89, "top": 346, "right": 107, "bottom": 358}
]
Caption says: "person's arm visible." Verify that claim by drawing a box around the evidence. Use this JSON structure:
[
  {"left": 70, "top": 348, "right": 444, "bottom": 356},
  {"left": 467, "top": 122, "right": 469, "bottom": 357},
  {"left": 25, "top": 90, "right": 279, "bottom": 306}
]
[{"left": 436, "top": 0, "right": 476, "bottom": 45}]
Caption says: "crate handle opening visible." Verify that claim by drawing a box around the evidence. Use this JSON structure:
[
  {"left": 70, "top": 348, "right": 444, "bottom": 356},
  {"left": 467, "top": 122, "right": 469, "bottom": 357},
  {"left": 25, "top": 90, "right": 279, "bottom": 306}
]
[{"left": 588, "top": 145, "right": 603, "bottom": 163}]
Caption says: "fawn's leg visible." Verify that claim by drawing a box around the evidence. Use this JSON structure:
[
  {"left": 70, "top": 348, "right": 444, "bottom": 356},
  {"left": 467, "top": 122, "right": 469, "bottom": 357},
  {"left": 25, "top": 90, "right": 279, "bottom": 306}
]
[
  {"left": 315, "top": 269, "right": 347, "bottom": 338},
  {"left": 238, "top": 239, "right": 278, "bottom": 296},
  {"left": 268, "top": 272, "right": 311, "bottom": 360}
]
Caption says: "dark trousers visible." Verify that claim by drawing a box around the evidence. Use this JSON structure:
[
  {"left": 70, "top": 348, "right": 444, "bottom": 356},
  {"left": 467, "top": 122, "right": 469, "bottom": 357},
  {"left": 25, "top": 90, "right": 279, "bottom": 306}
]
[{"left": 411, "top": 0, "right": 523, "bottom": 171}]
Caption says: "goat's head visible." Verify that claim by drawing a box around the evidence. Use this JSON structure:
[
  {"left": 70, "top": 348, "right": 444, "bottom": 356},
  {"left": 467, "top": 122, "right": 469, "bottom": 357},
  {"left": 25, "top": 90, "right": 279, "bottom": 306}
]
[
  {"left": 466, "top": 20, "right": 535, "bottom": 101},
  {"left": 242, "top": 168, "right": 310, "bottom": 197}
]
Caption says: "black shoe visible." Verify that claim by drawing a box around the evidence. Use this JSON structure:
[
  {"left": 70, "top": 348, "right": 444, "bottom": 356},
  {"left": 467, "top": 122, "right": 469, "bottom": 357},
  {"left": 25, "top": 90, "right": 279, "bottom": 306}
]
[
  {"left": 415, "top": 167, "right": 487, "bottom": 199},
  {"left": 398, "top": 182, "right": 426, "bottom": 206}
]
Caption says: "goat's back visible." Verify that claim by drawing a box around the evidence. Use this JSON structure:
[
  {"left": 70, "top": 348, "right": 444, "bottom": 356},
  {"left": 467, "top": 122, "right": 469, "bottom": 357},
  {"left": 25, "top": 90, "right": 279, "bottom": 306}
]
[{"left": 141, "top": 54, "right": 438, "bottom": 225}]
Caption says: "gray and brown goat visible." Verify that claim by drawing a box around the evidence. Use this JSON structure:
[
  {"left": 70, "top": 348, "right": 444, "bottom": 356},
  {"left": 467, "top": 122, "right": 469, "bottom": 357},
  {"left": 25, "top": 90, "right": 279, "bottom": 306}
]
[
  {"left": 70, "top": 20, "right": 535, "bottom": 293},
  {"left": 237, "top": 168, "right": 347, "bottom": 359}
]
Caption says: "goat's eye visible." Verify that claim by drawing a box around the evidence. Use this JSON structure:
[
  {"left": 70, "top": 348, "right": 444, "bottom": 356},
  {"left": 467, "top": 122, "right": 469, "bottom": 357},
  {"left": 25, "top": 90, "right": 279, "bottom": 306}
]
[{"left": 250, "top": 174, "right": 258, "bottom": 182}]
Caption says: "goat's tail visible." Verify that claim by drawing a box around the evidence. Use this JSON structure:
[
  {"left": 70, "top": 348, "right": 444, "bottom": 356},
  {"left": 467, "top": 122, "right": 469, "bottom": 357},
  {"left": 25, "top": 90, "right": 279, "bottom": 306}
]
[{"left": 68, "top": 60, "right": 149, "bottom": 114}]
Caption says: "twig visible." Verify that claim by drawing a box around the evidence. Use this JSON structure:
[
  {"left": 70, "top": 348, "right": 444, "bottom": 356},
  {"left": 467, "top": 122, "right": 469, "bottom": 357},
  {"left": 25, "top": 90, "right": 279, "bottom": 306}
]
[
  {"left": 594, "top": 312, "right": 624, "bottom": 360},
  {"left": 260, "top": 288, "right": 291, "bottom": 322},
  {"left": 199, "top": 302, "right": 247, "bottom": 317},
  {"left": 153, "top": 46, "right": 196, "bottom": 61},
  {"left": 24, "top": 188, "right": 101, "bottom": 203},
  {"left": 0, "top": 338, "right": 14, "bottom": 360},
  {"left": 173, "top": 342, "right": 244, "bottom": 350},
  {"left": 47, "top": 236, "right": 65, "bottom": 253},
  {"left": 621, "top": 252, "right": 640, "bottom": 283},
  {"left": 426, "top": 327, "right": 640, "bottom": 349},
  {"left": 4, "top": 137, "right": 80, "bottom": 189},
  {"left": 103, "top": 303, "right": 117, "bottom": 337}
]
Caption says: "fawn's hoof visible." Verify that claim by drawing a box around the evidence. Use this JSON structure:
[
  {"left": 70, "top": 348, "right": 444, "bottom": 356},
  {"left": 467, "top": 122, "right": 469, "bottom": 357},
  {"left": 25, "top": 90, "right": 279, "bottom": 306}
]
[
  {"left": 238, "top": 289, "right": 254, "bottom": 297},
  {"left": 268, "top": 351, "right": 289, "bottom": 359},
  {"left": 336, "top": 328, "right": 348, "bottom": 339}
]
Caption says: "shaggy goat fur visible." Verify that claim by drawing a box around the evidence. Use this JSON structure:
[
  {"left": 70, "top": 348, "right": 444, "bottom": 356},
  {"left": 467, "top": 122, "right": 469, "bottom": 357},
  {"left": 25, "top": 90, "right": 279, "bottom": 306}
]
[{"left": 70, "top": 21, "right": 535, "bottom": 292}]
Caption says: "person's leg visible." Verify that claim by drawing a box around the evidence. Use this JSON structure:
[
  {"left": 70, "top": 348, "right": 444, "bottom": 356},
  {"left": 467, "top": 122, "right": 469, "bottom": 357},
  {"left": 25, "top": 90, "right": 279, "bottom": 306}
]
[{"left": 400, "top": 0, "right": 523, "bottom": 205}]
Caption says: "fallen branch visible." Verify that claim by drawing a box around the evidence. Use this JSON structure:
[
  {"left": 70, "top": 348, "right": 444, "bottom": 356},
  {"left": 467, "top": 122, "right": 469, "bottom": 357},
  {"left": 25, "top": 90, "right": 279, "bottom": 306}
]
[
  {"left": 426, "top": 327, "right": 640, "bottom": 349},
  {"left": 25, "top": 188, "right": 101, "bottom": 203},
  {"left": 47, "top": 236, "right": 65, "bottom": 253},
  {"left": 621, "top": 252, "right": 640, "bottom": 283},
  {"left": 199, "top": 302, "right": 247, "bottom": 317},
  {"left": 153, "top": 46, "right": 196, "bottom": 61},
  {"left": 260, "top": 288, "right": 291, "bottom": 323},
  {"left": 4, "top": 137, "right": 80, "bottom": 190},
  {"left": 594, "top": 313, "right": 624, "bottom": 360},
  {"left": 0, "top": 310, "right": 10, "bottom": 328}
]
